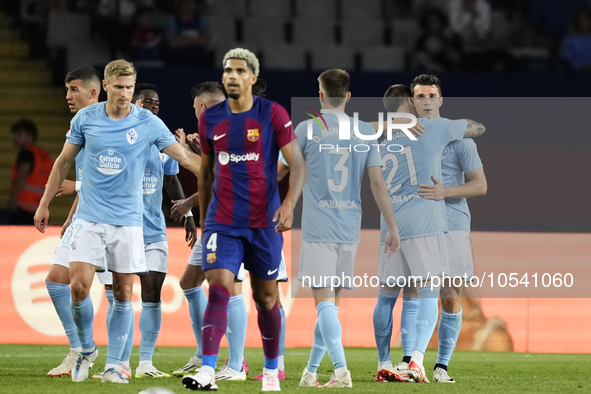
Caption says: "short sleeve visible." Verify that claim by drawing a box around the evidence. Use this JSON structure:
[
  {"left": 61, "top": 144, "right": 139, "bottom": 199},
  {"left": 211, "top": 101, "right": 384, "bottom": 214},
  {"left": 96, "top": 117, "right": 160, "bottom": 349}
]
[
  {"left": 294, "top": 121, "right": 308, "bottom": 158},
  {"left": 66, "top": 111, "right": 85, "bottom": 146},
  {"left": 440, "top": 118, "right": 467, "bottom": 147},
  {"left": 363, "top": 123, "right": 381, "bottom": 168},
  {"left": 149, "top": 116, "right": 176, "bottom": 152},
  {"left": 163, "top": 155, "right": 179, "bottom": 176},
  {"left": 456, "top": 139, "right": 483, "bottom": 174},
  {"left": 270, "top": 102, "right": 295, "bottom": 149},
  {"left": 199, "top": 111, "right": 213, "bottom": 156}
]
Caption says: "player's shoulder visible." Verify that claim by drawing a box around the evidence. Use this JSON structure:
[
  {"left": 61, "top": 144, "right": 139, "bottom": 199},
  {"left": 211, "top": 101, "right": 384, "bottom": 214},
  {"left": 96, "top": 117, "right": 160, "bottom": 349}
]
[
  {"left": 71, "top": 102, "right": 104, "bottom": 123},
  {"left": 420, "top": 117, "right": 453, "bottom": 129},
  {"left": 132, "top": 104, "right": 158, "bottom": 122}
]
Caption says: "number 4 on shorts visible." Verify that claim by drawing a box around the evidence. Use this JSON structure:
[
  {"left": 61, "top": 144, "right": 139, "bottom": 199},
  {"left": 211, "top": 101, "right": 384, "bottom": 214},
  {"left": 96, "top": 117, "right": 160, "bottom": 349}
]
[{"left": 206, "top": 233, "right": 217, "bottom": 251}]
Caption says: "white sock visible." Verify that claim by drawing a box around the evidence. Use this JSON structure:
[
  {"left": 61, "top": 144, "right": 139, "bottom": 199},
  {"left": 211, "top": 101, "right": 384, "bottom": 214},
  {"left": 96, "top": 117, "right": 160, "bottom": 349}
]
[
  {"left": 278, "top": 355, "right": 285, "bottom": 371},
  {"left": 263, "top": 367, "right": 279, "bottom": 377},
  {"left": 411, "top": 350, "right": 424, "bottom": 366},
  {"left": 119, "top": 360, "right": 130, "bottom": 368},
  {"left": 201, "top": 365, "right": 215, "bottom": 376},
  {"left": 138, "top": 360, "right": 152, "bottom": 369},
  {"left": 335, "top": 366, "right": 348, "bottom": 379},
  {"left": 378, "top": 360, "right": 393, "bottom": 370},
  {"left": 105, "top": 363, "right": 118, "bottom": 372},
  {"left": 70, "top": 347, "right": 82, "bottom": 354}
]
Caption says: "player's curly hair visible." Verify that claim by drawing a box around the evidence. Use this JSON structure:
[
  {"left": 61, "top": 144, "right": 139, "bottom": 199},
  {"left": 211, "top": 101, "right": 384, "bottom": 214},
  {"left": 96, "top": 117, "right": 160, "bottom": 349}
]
[
  {"left": 222, "top": 47, "right": 260, "bottom": 76},
  {"left": 132, "top": 83, "right": 158, "bottom": 102}
]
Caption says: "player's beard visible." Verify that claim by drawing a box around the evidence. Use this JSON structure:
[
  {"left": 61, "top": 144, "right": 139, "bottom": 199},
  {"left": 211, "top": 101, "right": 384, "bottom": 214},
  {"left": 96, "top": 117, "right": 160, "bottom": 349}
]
[{"left": 228, "top": 92, "right": 240, "bottom": 100}]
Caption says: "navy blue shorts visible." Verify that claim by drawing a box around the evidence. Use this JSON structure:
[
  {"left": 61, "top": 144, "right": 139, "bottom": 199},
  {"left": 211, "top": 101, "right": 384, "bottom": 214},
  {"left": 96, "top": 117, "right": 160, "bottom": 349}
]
[{"left": 202, "top": 225, "right": 283, "bottom": 280}]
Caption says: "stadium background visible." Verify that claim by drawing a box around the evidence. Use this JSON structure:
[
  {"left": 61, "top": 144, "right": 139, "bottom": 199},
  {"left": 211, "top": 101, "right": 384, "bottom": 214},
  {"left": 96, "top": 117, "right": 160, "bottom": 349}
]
[{"left": 0, "top": 0, "right": 590, "bottom": 357}]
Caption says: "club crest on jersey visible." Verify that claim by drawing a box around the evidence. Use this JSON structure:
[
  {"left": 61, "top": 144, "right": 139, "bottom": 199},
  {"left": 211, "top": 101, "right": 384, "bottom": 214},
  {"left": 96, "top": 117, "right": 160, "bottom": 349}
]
[
  {"left": 127, "top": 129, "right": 138, "bottom": 145},
  {"left": 441, "top": 147, "right": 448, "bottom": 159},
  {"left": 247, "top": 128, "right": 259, "bottom": 142},
  {"left": 206, "top": 253, "right": 216, "bottom": 264}
]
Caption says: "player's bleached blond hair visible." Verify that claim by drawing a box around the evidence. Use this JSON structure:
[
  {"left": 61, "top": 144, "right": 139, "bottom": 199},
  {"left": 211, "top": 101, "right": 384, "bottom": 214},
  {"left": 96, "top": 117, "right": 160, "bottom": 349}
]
[
  {"left": 104, "top": 59, "right": 136, "bottom": 82},
  {"left": 222, "top": 48, "right": 260, "bottom": 76}
]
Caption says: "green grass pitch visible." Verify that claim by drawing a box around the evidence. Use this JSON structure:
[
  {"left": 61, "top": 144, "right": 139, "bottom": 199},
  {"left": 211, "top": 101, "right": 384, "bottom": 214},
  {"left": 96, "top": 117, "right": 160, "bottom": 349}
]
[{"left": 1, "top": 344, "right": 590, "bottom": 393}]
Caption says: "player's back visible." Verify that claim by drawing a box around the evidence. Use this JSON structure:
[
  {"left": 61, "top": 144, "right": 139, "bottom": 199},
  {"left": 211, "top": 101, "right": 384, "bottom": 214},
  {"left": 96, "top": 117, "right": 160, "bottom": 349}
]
[
  {"left": 441, "top": 138, "right": 483, "bottom": 232},
  {"left": 295, "top": 113, "right": 381, "bottom": 244},
  {"left": 380, "top": 117, "right": 467, "bottom": 241}
]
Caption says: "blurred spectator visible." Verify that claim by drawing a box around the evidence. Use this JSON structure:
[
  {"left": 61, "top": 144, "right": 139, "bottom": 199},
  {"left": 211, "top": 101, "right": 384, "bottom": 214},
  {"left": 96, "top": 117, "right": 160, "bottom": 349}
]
[
  {"left": 412, "top": 0, "right": 450, "bottom": 17},
  {"left": 96, "top": 0, "right": 155, "bottom": 56},
  {"left": 164, "top": 0, "right": 210, "bottom": 66},
  {"left": 413, "top": 9, "right": 463, "bottom": 72},
  {"left": 131, "top": 7, "right": 164, "bottom": 66},
  {"left": 527, "top": 0, "right": 590, "bottom": 44},
  {"left": 561, "top": 10, "right": 591, "bottom": 72},
  {"left": 7, "top": 119, "right": 53, "bottom": 225},
  {"left": 449, "top": 0, "right": 492, "bottom": 51}
]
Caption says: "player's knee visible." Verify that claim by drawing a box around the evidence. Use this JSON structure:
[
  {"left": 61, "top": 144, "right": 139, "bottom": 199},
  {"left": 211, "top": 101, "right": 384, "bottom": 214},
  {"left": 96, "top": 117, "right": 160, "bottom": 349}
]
[
  {"left": 253, "top": 291, "right": 277, "bottom": 311},
  {"left": 141, "top": 287, "right": 161, "bottom": 303},
  {"left": 70, "top": 281, "right": 90, "bottom": 301},
  {"left": 441, "top": 296, "right": 461, "bottom": 313}
]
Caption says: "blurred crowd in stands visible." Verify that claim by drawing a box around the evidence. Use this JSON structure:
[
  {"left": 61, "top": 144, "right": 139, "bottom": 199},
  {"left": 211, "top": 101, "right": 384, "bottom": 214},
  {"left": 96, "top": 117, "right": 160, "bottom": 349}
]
[{"left": 2, "top": 0, "right": 591, "bottom": 73}]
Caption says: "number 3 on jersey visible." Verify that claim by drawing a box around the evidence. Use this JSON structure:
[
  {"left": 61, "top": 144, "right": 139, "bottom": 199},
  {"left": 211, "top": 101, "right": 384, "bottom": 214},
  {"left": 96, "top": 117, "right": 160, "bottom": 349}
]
[
  {"left": 381, "top": 146, "right": 417, "bottom": 194},
  {"left": 206, "top": 233, "right": 218, "bottom": 251},
  {"left": 328, "top": 147, "right": 350, "bottom": 192}
]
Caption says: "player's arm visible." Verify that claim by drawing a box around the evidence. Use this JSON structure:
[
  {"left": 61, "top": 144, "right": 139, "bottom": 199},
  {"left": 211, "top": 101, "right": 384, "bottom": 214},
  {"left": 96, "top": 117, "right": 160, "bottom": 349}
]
[
  {"left": 55, "top": 179, "right": 77, "bottom": 197},
  {"left": 463, "top": 119, "right": 486, "bottom": 137},
  {"left": 8, "top": 159, "right": 33, "bottom": 211},
  {"left": 162, "top": 142, "right": 202, "bottom": 176},
  {"left": 171, "top": 192, "right": 199, "bottom": 222},
  {"left": 419, "top": 168, "right": 487, "bottom": 200},
  {"left": 34, "top": 142, "right": 81, "bottom": 232},
  {"left": 277, "top": 160, "right": 290, "bottom": 182},
  {"left": 164, "top": 174, "right": 197, "bottom": 248},
  {"left": 198, "top": 153, "right": 214, "bottom": 232},
  {"left": 368, "top": 166, "right": 400, "bottom": 256},
  {"left": 369, "top": 118, "right": 425, "bottom": 138},
  {"left": 273, "top": 141, "right": 306, "bottom": 232}
]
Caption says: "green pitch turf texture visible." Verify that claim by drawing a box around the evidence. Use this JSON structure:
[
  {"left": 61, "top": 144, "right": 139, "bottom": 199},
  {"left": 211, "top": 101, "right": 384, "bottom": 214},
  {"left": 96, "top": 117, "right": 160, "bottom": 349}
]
[{"left": 1, "top": 345, "right": 590, "bottom": 393}]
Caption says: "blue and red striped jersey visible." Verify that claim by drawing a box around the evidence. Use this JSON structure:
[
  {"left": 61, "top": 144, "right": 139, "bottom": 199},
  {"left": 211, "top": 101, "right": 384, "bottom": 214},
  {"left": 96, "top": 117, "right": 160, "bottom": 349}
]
[{"left": 199, "top": 96, "right": 294, "bottom": 229}]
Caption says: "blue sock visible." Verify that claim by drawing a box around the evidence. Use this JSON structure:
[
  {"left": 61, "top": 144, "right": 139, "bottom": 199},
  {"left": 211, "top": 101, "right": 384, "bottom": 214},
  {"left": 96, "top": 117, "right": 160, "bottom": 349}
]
[
  {"left": 226, "top": 295, "right": 247, "bottom": 371},
  {"left": 184, "top": 286, "right": 208, "bottom": 359},
  {"left": 105, "top": 289, "right": 114, "bottom": 329},
  {"left": 413, "top": 286, "right": 441, "bottom": 354},
  {"left": 120, "top": 310, "right": 135, "bottom": 363},
  {"left": 373, "top": 288, "right": 399, "bottom": 362},
  {"left": 70, "top": 295, "right": 95, "bottom": 351},
  {"left": 140, "top": 302, "right": 161, "bottom": 362},
  {"left": 107, "top": 300, "right": 133, "bottom": 365},
  {"left": 437, "top": 308, "right": 462, "bottom": 366},
  {"left": 401, "top": 298, "right": 419, "bottom": 358},
  {"left": 317, "top": 301, "right": 346, "bottom": 370},
  {"left": 306, "top": 318, "right": 326, "bottom": 373},
  {"left": 46, "top": 282, "right": 82, "bottom": 350},
  {"left": 279, "top": 306, "right": 286, "bottom": 357}
]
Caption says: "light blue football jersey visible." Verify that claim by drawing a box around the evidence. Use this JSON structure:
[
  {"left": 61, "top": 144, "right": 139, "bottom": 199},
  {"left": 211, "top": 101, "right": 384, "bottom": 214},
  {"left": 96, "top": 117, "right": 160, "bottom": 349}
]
[
  {"left": 71, "top": 149, "right": 84, "bottom": 222},
  {"left": 441, "top": 138, "right": 483, "bottom": 232},
  {"left": 143, "top": 146, "right": 179, "bottom": 244},
  {"left": 66, "top": 102, "right": 176, "bottom": 227},
  {"left": 379, "top": 117, "right": 468, "bottom": 242},
  {"left": 295, "top": 113, "right": 381, "bottom": 244}
]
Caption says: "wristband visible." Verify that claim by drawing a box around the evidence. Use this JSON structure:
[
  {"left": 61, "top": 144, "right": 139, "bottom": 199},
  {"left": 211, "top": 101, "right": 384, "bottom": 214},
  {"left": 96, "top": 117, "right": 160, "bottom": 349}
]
[
  {"left": 185, "top": 211, "right": 193, "bottom": 218},
  {"left": 75, "top": 181, "right": 81, "bottom": 192}
]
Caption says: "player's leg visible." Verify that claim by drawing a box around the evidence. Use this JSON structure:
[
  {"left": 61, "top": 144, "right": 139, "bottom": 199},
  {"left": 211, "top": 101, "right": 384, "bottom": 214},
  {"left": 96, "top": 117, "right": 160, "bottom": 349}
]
[
  {"left": 217, "top": 278, "right": 248, "bottom": 381},
  {"left": 136, "top": 241, "right": 170, "bottom": 378},
  {"left": 400, "top": 286, "right": 419, "bottom": 366},
  {"left": 373, "top": 285, "right": 400, "bottom": 381},
  {"left": 182, "top": 229, "right": 243, "bottom": 391},
  {"left": 174, "top": 236, "right": 207, "bottom": 376},
  {"left": 46, "top": 250, "right": 81, "bottom": 377},
  {"left": 406, "top": 233, "right": 447, "bottom": 384},
  {"left": 102, "top": 224, "right": 145, "bottom": 384}
]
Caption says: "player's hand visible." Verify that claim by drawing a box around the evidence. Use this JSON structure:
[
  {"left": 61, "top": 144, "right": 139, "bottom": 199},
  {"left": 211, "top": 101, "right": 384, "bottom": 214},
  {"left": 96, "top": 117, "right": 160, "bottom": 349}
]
[
  {"left": 171, "top": 198, "right": 193, "bottom": 222},
  {"left": 409, "top": 122, "right": 425, "bottom": 137},
  {"left": 174, "top": 128, "right": 187, "bottom": 147},
  {"left": 60, "top": 217, "right": 72, "bottom": 238},
  {"left": 418, "top": 176, "right": 446, "bottom": 200},
  {"left": 34, "top": 206, "right": 50, "bottom": 233},
  {"left": 184, "top": 216, "right": 197, "bottom": 248},
  {"left": 135, "top": 99, "right": 143, "bottom": 107},
  {"left": 273, "top": 202, "right": 292, "bottom": 233},
  {"left": 383, "top": 227, "right": 401, "bottom": 257},
  {"left": 186, "top": 133, "right": 201, "bottom": 155},
  {"left": 56, "top": 179, "right": 76, "bottom": 197}
]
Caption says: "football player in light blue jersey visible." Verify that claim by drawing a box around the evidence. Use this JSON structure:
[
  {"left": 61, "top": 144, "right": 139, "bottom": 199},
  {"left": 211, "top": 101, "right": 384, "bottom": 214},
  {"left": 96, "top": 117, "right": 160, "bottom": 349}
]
[
  {"left": 45, "top": 67, "right": 101, "bottom": 378},
  {"left": 416, "top": 75, "right": 487, "bottom": 384},
  {"left": 372, "top": 80, "right": 485, "bottom": 384},
  {"left": 34, "top": 59, "right": 201, "bottom": 384},
  {"left": 296, "top": 69, "right": 400, "bottom": 389}
]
